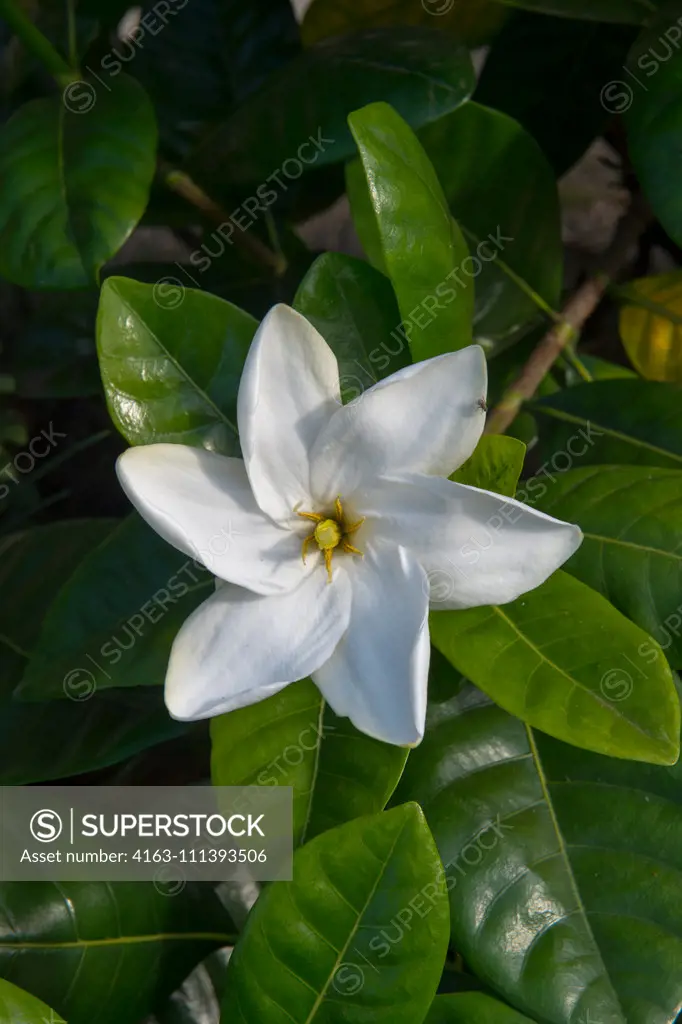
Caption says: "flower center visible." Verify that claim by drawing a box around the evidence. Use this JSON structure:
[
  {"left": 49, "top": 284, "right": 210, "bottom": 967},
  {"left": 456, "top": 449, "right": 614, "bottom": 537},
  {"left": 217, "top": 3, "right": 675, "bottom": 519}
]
[{"left": 297, "top": 496, "right": 365, "bottom": 583}]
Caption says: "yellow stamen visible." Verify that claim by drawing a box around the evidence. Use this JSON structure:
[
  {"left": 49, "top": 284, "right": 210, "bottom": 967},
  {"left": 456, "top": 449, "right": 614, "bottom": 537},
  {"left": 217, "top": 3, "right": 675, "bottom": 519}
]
[
  {"left": 297, "top": 510, "right": 325, "bottom": 523},
  {"left": 296, "top": 495, "right": 366, "bottom": 583},
  {"left": 301, "top": 533, "right": 315, "bottom": 564},
  {"left": 344, "top": 517, "right": 365, "bottom": 535}
]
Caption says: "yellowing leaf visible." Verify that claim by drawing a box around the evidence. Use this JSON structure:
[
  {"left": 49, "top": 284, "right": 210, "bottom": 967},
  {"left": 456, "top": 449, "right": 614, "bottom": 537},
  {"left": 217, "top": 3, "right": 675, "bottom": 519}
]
[{"left": 619, "top": 271, "right": 682, "bottom": 382}]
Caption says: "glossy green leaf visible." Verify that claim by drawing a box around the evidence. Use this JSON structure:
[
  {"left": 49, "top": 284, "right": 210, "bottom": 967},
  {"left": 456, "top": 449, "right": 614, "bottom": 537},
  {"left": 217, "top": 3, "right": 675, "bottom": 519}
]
[
  {"left": 211, "top": 678, "right": 408, "bottom": 846},
  {"left": 0, "top": 881, "right": 235, "bottom": 1024},
  {"left": 419, "top": 102, "right": 562, "bottom": 347},
  {"left": 477, "top": 13, "right": 636, "bottom": 174},
  {"left": 618, "top": 271, "right": 682, "bottom": 382},
  {"left": 348, "top": 102, "right": 473, "bottom": 360},
  {"left": 0, "top": 75, "right": 156, "bottom": 289},
  {"left": 0, "top": 689, "right": 187, "bottom": 785},
  {"left": 565, "top": 354, "right": 637, "bottom": 385},
  {"left": 223, "top": 803, "right": 449, "bottom": 1022},
  {"left": 96, "top": 276, "right": 257, "bottom": 452},
  {"left": 430, "top": 571, "right": 680, "bottom": 764},
  {"left": 294, "top": 252, "right": 408, "bottom": 397},
  {"left": 626, "top": 6, "right": 682, "bottom": 248},
  {"left": 451, "top": 436, "right": 526, "bottom": 497},
  {"left": 194, "top": 27, "right": 475, "bottom": 188},
  {"left": 531, "top": 465, "right": 682, "bottom": 669},
  {"left": 16, "top": 513, "right": 212, "bottom": 700},
  {"left": 396, "top": 681, "right": 682, "bottom": 1024},
  {"left": 427, "top": 992, "right": 534, "bottom": 1023},
  {"left": 0, "top": 979, "right": 65, "bottom": 1024},
  {"left": 0, "top": 522, "right": 187, "bottom": 781},
  {"left": 301, "top": 0, "right": 509, "bottom": 47},
  {"left": 531, "top": 380, "right": 682, "bottom": 469},
  {"left": 492, "top": 0, "right": 654, "bottom": 22}
]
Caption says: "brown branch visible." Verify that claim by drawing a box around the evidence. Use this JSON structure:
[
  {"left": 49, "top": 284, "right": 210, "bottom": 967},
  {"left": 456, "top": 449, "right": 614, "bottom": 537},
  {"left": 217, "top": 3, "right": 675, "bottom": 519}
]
[
  {"left": 485, "top": 194, "right": 653, "bottom": 436},
  {"left": 158, "top": 161, "right": 287, "bottom": 276}
]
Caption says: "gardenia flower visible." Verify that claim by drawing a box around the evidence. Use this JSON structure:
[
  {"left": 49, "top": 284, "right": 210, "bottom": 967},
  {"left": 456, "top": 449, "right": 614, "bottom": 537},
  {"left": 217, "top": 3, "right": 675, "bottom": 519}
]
[{"left": 117, "top": 304, "right": 582, "bottom": 747}]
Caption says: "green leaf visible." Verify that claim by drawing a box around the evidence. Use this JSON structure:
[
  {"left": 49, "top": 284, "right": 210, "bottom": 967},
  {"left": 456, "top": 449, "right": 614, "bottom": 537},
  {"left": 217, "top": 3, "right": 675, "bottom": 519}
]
[
  {"left": 348, "top": 102, "right": 473, "bottom": 360},
  {"left": 531, "top": 380, "right": 682, "bottom": 469},
  {"left": 0, "top": 521, "right": 115, "bottom": 688},
  {"left": 301, "top": 0, "right": 509, "bottom": 47},
  {"left": 430, "top": 571, "right": 680, "bottom": 764},
  {"left": 477, "top": 13, "right": 636, "bottom": 174},
  {"left": 419, "top": 101, "right": 562, "bottom": 347},
  {"left": 0, "top": 979, "right": 65, "bottom": 1024},
  {"left": 396, "top": 681, "right": 682, "bottom": 1024},
  {"left": 564, "top": 354, "right": 637, "bottom": 385},
  {"left": 96, "top": 276, "right": 257, "bottom": 452},
  {"left": 626, "top": 5, "right": 682, "bottom": 248},
  {"left": 490, "top": 0, "right": 654, "bottom": 22},
  {"left": 11, "top": 290, "right": 100, "bottom": 398},
  {"left": 193, "top": 27, "right": 475, "bottom": 188},
  {"left": 530, "top": 465, "right": 682, "bottom": 670},
  {"left": 223, "top": 804, "right": 450, "bottom": 1022},
  {"left": 0, "top": 689, "right": 188, "bottom": 785},
  {"left": 451, "top": 435, "right": 526, "bottom": 497},
  {"left": 130, "top": 0, "right": 234, "bottom": 158},
  {"left": 0, "top": 881, "right": 235, "bottom": 1024},
  {"left": 294, "top": 252, "right": 408, "bottom": 397},
  {"left": 0, "top": 522, "right": 187, "bottom": 781},
  {"left": 0, "top": 75, "right": 156, "bottom": 289},
  {"left": 16, "top": 513, "right": 212, "bottom": 700},
  {"left": 0, "top": 430, "right": 111, "bottom": 536},
  {"left": 211, "top": 678, "right": 408, "bottom": 846},
  {"left": 223, "top": 0, "right": 301, "bottom": 102},
  {"left": 427, "top": 992, "right": 535, "bottom": 1023},
  {"left": 0, "top": 409, "right": 27, "bottom": 448},
  {"left": 618, "top": 270, "right": 682, "bottom": 382}
]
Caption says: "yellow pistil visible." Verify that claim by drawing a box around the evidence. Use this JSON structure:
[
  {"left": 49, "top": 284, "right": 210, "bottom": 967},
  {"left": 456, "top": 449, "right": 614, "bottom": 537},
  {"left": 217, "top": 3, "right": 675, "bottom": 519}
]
[{"left": 297, "top": 496, "right": 365, "bottom": 582}]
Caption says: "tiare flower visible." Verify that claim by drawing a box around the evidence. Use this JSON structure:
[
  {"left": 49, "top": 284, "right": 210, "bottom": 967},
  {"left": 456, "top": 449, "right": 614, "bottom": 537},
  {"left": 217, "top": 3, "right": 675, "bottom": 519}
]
[{"left": 117, "top": 305, "right": 582, "bottom": 746}]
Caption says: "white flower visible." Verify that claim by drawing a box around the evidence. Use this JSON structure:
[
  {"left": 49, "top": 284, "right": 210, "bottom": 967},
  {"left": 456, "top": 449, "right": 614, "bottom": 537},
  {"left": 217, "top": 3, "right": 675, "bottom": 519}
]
[{"left": 117, "top": 304, "right": 582, "bottom": 747}]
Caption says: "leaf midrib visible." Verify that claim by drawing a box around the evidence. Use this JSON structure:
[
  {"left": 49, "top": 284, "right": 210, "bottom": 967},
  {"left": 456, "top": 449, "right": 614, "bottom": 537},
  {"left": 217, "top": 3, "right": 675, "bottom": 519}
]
[
  {"left": 491, "top": 603, "right": 654, "bottom": 741},
  {"left": 299, "top": 696, "right": 326, "bottom": 845},
  {"left": 302, "top": 817, "right": 407, "bottom": 1023},
  {"left": 0, "top": 930, "right": 236, "bottom": 950},
  {"left": 620, "top": 286, "right": 682, "bottom": 327},
  {"left": 530, "top": 405, "right": 682, "bottom": 464},
  {"left": 113, "top": 288, "right": 239, "bottom": 439},
  {"left": 461, "top": 224, "right": 555, "bottom": 321},
  {"left": 525, "top": 727, "right": 626, "bottom": 1022},
  {"left": 582, "top": 531, "right": 682, "bottom": 562},
  {"left": 57, "top": 99, "right": 88, "bottom": 281}
]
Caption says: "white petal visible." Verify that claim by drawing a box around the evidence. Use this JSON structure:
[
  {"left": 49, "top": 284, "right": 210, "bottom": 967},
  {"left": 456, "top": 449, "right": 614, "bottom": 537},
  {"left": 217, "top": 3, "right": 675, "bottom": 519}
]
[
  {"left": 117, "top": 444, "right": 310, "bottom": 595},
  {"left": 237, "top": 304, "right": 341, "bottom": 522},
  {"left": 313, "top": 543, "right": 430, "bottom": 746},
  {"left": 357, "top": 474, "right": 583, "bottom": 609},
  {"left": 165, "top": 567, "right": 351, "bottom": 720},
  {"left": 309, "top": 346, "right": 487, "bottom": 504}
]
